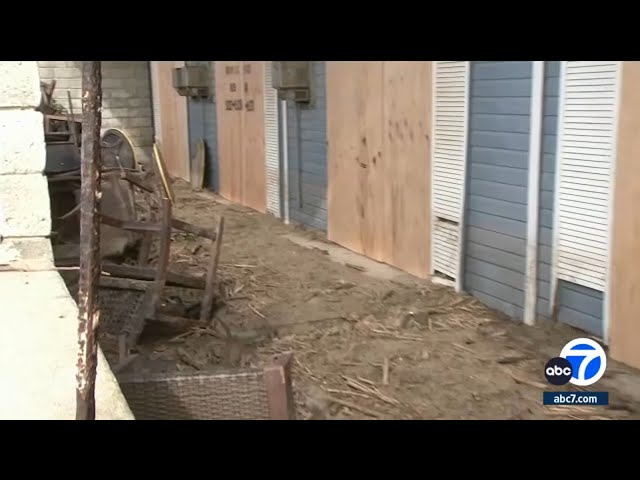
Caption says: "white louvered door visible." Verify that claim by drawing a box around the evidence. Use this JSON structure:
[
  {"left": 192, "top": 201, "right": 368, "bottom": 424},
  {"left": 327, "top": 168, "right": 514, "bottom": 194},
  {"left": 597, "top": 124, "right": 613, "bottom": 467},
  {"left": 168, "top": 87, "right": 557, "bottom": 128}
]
[
  {"left": 555, "top": 61, "right": 621, "bottom": 292},
  {"left": 149, "top": 61, "right": 163, "bottom": 144},
  {"left": 264, "top": 62, "right": 281, "bottom": 218},
  {"left": 431, "top": 61, "right": 470, "bottom": 285}
]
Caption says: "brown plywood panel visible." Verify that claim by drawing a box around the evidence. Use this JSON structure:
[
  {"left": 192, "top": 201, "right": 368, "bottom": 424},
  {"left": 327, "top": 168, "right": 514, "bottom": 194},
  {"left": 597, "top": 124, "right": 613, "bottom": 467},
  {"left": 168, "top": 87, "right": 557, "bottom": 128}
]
[
  {"left": 241, "top": 61, "right": 267, "bottom": 213},
  {"left": 327, "top": 61, "right": 384, "bottom": 257},
  {"left": 609, "top": 61, "right": 640, "bottom": 369},
  {"left": 155, "top": 61, "right": 190, "bottom": 180},
  {"left": 327, "top": 61, "right": 432, "bottom": 278},
  {"left": 381, "top": 61, "right": 432, "bottom": 278},
  {"left": 215, "top": 61, "right": 244, "bottom": 204},
  {"left": 215, "top": 61, "right": 266, "bottom": 212}
]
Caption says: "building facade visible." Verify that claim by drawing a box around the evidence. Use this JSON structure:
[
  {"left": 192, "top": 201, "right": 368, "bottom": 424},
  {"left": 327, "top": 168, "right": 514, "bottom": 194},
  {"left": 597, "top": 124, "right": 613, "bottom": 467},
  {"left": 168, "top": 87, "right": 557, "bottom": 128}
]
[{"left": 40, "top": 60, "right": 638, "bottom": 370}]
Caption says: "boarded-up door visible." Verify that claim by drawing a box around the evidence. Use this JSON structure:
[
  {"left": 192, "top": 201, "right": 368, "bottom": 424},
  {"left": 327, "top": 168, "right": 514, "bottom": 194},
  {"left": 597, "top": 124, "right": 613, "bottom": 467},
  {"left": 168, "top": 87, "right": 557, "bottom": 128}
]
[
  {"left": 149, "top": 61, "right": 190, "bottom": 180},
  {"left": 215, "top": 61, "right": 267, "bottom": 213},
  {"left": 327, "top": 61, "right": 432, "bottom": 278}
]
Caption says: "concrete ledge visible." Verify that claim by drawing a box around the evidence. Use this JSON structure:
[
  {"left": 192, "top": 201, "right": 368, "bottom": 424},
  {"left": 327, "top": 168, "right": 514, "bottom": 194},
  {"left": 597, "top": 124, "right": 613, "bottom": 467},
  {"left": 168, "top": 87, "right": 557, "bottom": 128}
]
[
  {"left": 0, "top": 237, "right": 54, "bottom": 266},
  {"left": 0, "top": 271, "right": 134, "bottom": 420}
]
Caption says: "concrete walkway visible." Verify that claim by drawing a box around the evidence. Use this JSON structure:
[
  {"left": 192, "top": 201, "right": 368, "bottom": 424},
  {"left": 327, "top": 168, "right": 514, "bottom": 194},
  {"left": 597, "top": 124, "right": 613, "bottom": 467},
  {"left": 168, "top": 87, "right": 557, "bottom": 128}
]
[{"left": 0, "top": 269, "right": 133, "bottom": 420}]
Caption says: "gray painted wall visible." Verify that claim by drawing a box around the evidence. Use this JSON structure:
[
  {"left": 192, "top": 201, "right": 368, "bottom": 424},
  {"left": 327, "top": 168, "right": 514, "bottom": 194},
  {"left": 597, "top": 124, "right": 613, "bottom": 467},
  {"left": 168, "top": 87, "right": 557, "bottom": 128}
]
[
  {"left": 537, "top": 62, "right": 560, "bottom": 317},
  {"left": 537, "top": 61, "right": 604, "bottom": 336},
  {"left": 463, "top": 61, "right": 533, "bottom": 320},
  {"left": 285, "top": 61, "right": 327, "bottom": 231},
  {"left": 186, "top": 61, "right": 219, "bottom": 191},
  {"left": 463, "top": 61, "right": 604, "bottom": 335}
]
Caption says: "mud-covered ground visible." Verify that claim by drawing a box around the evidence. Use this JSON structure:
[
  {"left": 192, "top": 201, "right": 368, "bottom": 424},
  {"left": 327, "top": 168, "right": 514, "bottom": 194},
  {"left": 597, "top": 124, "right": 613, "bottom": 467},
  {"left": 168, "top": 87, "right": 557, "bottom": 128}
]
[{"left": 99, "top": 180, "right": 640, "bottom": 420}]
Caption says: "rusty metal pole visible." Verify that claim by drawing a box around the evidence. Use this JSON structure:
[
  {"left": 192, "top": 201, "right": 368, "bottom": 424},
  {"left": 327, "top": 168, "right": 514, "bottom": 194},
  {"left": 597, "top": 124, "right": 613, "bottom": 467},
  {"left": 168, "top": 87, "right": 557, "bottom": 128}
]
[{"left": 76, "top": 61, "right": 102, "bottom": 420}]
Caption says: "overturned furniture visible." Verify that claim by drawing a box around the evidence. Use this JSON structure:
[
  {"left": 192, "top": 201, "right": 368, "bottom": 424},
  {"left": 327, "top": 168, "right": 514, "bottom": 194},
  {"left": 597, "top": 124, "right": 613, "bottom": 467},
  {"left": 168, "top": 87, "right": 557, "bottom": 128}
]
[
  {"left": 41, "top": 78, "right": 141, "bottom": 254},
  {"left": 96, "top": 144, "right": 224, "bottom": 369},
  {"left": 118, "top": 352, "right": 296, "bottom": 420}
]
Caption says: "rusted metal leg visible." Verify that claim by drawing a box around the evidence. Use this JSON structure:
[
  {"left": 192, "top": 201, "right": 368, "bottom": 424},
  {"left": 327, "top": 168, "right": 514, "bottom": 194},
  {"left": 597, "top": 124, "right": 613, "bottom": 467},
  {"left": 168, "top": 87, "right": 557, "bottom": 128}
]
[
  {"left": 76, "top": 61, "right": 102, "bottom": 421},
  {"left": 199, "top": 217, "right": 225, "bottom": 323},
  {"left": 264, "top": 352, "right": 296, "bottom": 420},
  {"left": 145, "top": 197, "right": 172, "bottom": 320}
]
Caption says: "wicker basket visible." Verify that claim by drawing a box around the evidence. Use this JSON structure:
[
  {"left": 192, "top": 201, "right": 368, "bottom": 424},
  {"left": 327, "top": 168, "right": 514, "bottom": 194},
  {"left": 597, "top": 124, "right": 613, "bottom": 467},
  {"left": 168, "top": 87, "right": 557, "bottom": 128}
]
[{"left": 117, "top": 353, "right": 296, "bottom": 420}]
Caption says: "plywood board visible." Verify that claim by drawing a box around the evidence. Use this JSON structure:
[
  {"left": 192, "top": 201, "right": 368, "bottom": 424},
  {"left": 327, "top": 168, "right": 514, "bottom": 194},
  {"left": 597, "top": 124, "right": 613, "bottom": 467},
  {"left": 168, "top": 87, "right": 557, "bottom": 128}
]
[
  {"left": 609, "top": 61, "right": 640, "bottom": 369},
  {"left": 327, "top": 61, "right": 383, "bottom": 258},
  {"left": 381, "top": 62, "right": 432, "bottom": 277},
  {"left": 241, "top": 61, "right": 267, "bottom": 213},
  {"left": 327, "top": 61, "right": 432, "bottom": 278},
  {"left": 215, "top": 62, "right": 244, "bottom": 204},
  {"left": 215, "top": 61, "right": 267, "bottom": 213},
  {"left": 152, "top": 61, "right": 190, "bottom": 180}
]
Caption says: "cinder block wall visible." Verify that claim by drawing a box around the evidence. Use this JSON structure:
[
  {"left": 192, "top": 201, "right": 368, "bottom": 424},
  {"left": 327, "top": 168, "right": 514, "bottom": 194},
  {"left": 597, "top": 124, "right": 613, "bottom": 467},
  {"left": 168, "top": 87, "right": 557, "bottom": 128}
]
[
  {"left": 0, "top": 61, "right": 134, "bottom": 419},
  {"left": 0, "top": 62, "right": 52, "bottom": 265},
  {"left": 37, "top": 61, "right": 154, "bottom": 166}
]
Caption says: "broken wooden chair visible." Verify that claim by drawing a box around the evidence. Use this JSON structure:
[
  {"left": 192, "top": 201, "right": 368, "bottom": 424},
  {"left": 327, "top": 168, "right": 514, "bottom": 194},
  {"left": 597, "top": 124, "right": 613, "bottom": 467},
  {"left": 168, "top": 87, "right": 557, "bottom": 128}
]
[{"left": 97, "top": 143, "right": 225, "bottom": 371}]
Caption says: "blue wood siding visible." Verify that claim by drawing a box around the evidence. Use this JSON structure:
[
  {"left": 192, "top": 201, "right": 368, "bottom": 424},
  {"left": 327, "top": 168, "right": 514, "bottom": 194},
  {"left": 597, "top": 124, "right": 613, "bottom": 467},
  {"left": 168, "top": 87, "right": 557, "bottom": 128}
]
[
  {"left": 463, "top": 61, "right": 605, "bottom": 334},
  {"left": 463, "top": 61, "right": 533, "bottom": 320},
  {"left": 536, "top": 61, "right": 559, "bottom": 317},
  {"left": 286, "top": 61, "right": 327, "bottom": 231},
  {"left": 186, "top": 61, "right": 219, "bottom": 191},
  {"left": 537, "top": 61, "right": 604, "bottom": 336}
]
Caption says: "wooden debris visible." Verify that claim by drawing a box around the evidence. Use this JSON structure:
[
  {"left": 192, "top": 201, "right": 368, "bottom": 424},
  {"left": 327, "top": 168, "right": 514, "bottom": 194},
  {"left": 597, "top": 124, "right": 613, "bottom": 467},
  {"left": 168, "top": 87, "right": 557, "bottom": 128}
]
[
  {"left": 342, "top": 375, "right": 398, "bottom": 405},
  {"left": 452, "top": 343, "right": 475, "bottom": 354},
  {"left": 177, "top": 347, "right": 204, "bottom": 370},
  {"left": 325, "top": 388, "right": 371, "bottom": 399},
  {"left": 99, "top": 275, "right": 151, "bottom": 291},
  {"left": 345, "top": 263, "right": 366, "bottom": 272},
  {"left": 249, "top": 304, "right": 266, "bottom": 320},
  {"left": 357, "top": 376, "right": 377, "bottom": 386},
  {"left": 199, "top": 216, "right": 225, "bottom": 323},
  {"left": 507, "top": 369, "right": 548, "bottom": 390},
  {"left": 145, "top": 197, "right": 172, "bottom": 320},
  {"left": 369, "top": 328, "right": 422, "bottom": 342},
  {"left": 326, "top": 396, "right": 383, "bottom": 418},
  {"left": 101, "top": 263, "right": 206, "bottom": 289},
  {"left": 172, "top": 218, "right": 217, "bottom": 240},
  {"left": 382, "top": 358, "right": 390, "bottom": 386},
  {"left": 168, "top": 330, "right": 197, "bottom": 343},
  {"left": 496, "top": 354, "right": 528, "bottom": 365}
]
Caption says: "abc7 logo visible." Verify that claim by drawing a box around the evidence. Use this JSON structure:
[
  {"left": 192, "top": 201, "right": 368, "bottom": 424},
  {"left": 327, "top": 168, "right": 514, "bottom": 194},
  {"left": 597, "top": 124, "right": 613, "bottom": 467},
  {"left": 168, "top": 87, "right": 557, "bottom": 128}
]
[{"left": 544, "top": 357, "right": 573, "bottom": 386}]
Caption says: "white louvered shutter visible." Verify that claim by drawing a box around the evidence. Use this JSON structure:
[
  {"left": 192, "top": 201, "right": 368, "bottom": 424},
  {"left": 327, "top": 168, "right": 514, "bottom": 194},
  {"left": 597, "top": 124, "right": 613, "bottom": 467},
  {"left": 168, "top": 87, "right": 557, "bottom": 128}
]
[
  {"left": 264, "top": 62, "right": 281, "bottom": 218},
  {"left": 431, "top": 61, "right": 470, "bottom": 281},
  {"left": 149, "top": 61, "right": 163, "bottom": 144},
  {"left": 556, "top": 61, "right": 620, "bottom": 291}
]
